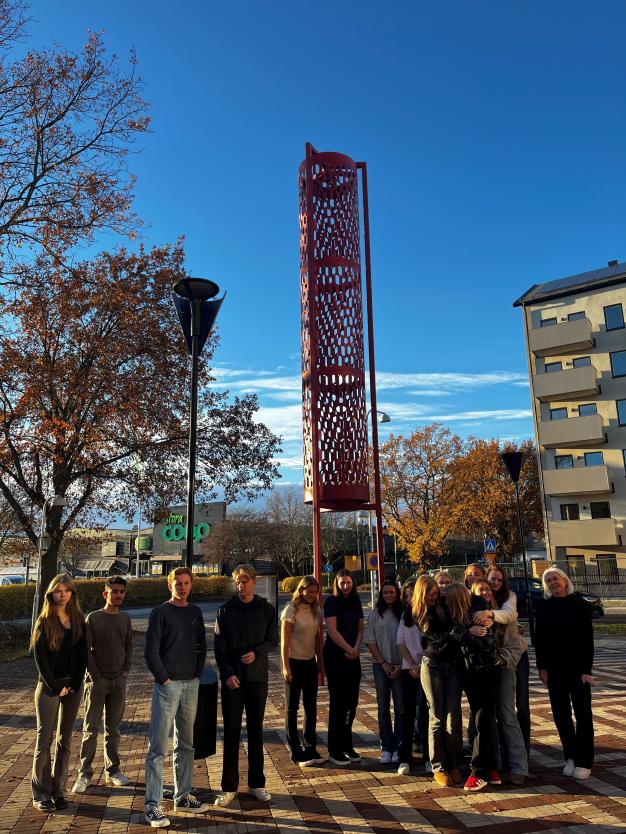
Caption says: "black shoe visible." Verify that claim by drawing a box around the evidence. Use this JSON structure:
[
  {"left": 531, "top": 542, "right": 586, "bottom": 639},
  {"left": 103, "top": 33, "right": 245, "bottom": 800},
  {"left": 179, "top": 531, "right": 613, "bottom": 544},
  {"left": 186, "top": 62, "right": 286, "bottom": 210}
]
[
  {"left": 328, "top": 751, "right": 351, "bottom": 766},
  {"left": 33, "top": 799, "right": 55, "bottom": 812},
  {"left": 54, "top": 796, "right": 68, "bottom": 810},
  {"left": 292, "top": 748, "right": 316, "bottom": 767},
  {"left": 304, "top": 747, "right": 325, "bottom": 765},
  {"left": 345, "top": 749, "right": 362, "bottom": 763}
]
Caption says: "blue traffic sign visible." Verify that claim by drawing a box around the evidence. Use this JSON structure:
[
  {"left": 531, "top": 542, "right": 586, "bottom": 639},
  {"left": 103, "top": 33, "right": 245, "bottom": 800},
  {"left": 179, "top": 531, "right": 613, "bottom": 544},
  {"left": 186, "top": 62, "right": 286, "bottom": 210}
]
[
  {"left": 484, "top": 538, "right": 497, "bottom": 554},
  {"left": 323, "top": 563, "right": 333, "bottom": 573}
]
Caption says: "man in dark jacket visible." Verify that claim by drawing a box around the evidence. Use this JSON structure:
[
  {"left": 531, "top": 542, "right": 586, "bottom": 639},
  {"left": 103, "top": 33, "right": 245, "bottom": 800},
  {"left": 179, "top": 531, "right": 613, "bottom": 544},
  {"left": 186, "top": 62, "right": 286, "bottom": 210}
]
[
  {"left": 213, "top": 564, "right": 278, "bottom": 808},
  {"left": 143, "top": 568, "right": 209, "bottom": 827}
]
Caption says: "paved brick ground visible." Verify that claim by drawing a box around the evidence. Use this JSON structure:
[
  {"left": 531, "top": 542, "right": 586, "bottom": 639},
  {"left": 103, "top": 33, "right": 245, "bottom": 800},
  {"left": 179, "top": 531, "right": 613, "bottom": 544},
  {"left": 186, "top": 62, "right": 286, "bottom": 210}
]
[{"left": 1, "top": 631, "right": 625, "bottom": 834}]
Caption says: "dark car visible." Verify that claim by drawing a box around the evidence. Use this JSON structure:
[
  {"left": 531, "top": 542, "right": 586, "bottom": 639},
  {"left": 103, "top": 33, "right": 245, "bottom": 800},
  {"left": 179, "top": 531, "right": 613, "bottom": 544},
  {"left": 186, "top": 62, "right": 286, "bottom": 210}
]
[{"left": 508, "top": 576, "right": 604, "bottom": 619}]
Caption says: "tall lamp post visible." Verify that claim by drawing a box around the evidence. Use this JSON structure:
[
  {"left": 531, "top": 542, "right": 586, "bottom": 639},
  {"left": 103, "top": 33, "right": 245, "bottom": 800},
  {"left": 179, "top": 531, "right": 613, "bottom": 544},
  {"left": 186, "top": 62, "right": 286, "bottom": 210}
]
[
  {"left": 500, "top": 451, "right": 535, "bottom": 645},
  {"left": 172, "top": 277, "right": 225, "bottom": 569},
  {"left": 31, "top": 495, "right": 68, "bottom": 632},
  {"left": 365, "top": 408, "right": 390, "bottom": 603}
]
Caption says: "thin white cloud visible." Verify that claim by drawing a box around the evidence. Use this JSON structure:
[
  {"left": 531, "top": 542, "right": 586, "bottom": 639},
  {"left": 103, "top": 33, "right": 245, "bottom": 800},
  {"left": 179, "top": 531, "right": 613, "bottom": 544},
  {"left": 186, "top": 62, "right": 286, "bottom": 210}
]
[
  {"left": 423, "top": 409, "right": 533, "bottom": 422},
  {"left": 376, "top": 371, "right": 528, "bottom": 390}
]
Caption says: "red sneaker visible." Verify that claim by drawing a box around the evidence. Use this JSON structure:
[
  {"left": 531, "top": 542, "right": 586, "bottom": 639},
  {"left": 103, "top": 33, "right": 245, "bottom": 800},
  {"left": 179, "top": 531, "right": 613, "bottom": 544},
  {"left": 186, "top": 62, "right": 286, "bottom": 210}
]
[
  {"left": 464, "top": 776, "right": 487, "bottom": 792},
  {"left": 487, "top": 770, "right": 502, "bottom": 785}
]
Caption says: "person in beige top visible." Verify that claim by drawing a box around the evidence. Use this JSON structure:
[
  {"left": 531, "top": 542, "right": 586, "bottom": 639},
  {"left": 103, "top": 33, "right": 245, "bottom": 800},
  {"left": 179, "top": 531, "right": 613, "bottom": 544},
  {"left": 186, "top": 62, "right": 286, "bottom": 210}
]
[{"left": 281, "top": 576, "right": 324, "bottom": 767}]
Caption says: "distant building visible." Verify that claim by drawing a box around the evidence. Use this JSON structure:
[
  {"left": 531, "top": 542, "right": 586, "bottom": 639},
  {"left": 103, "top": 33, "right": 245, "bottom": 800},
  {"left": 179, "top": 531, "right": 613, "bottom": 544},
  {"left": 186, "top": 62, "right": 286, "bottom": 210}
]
[{"left": 514, "top": 260, "right": 626, "bottom": 578}]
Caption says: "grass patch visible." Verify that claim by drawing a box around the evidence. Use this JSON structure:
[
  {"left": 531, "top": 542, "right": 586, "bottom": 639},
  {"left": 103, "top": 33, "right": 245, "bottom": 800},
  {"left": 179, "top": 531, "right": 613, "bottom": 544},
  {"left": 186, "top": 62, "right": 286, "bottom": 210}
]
[
  {"left": 0, "top": 622, "right": 30, "bottom": 662},
  {"left": 593, "top": 623, "right": 626, "bottom": 635}
]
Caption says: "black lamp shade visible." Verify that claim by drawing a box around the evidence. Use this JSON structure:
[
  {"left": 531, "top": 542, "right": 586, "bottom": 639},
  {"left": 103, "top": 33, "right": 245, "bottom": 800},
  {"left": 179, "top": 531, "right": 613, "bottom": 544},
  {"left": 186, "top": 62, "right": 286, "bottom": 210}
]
[{"left": 500, "top": 451, "right": 523, "bottom": 484}]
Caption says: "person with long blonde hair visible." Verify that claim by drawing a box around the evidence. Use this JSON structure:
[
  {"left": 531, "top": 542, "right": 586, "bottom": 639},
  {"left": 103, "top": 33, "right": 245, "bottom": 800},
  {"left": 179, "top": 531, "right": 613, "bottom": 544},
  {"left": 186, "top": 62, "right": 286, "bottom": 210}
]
[
  {"left": 412, "top": 575, "right": 464, "bottom": 788},
  {"left": 30, "top": 573, "right": 87, "bottom": 812},
  {"left": 281, "top": 576, "right": 324, "bottom": 767}
]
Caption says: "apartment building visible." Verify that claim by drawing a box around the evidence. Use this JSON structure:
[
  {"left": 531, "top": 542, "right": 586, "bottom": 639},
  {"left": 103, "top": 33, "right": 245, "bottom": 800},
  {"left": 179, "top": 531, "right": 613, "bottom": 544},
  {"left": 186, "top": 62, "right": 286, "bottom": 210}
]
[{"left": 514, "top": 260, "right": 626, "bottom": 578}]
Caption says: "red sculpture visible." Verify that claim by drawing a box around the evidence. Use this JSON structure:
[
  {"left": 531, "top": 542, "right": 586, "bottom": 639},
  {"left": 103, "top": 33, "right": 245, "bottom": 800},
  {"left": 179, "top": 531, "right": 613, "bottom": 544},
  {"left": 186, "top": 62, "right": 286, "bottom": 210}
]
[{"left": 299, "top": 143, "right": 384, "bottom": 586}]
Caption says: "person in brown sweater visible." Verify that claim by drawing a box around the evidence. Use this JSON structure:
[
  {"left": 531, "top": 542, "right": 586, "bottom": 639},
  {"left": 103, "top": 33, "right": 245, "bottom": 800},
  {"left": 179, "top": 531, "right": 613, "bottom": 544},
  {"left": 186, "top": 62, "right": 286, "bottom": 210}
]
[{"left": 72, "top": 576, "right": 133, "bottom": 794}]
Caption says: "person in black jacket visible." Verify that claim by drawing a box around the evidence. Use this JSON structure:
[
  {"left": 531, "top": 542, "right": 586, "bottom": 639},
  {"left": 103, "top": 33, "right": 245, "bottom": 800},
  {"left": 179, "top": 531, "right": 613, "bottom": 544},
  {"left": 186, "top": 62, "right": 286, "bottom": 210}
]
[
  {"left": 213, "top": 564, "right": 278, "bottom": 808},
  {"left": 536, "top": 568, "right": 596, "bottom": 780},
  {"left": 30, "top": 573, "right": 87, "bottom": 812}
]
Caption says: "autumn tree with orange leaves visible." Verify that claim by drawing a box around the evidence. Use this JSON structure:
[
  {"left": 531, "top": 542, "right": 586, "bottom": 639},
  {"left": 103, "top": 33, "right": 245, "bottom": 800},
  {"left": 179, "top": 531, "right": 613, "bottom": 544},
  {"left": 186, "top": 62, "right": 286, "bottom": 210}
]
[
  {"left": 0, "top": 245, "right": 281, "bottom": 597},
  {"left": 380, "top": 424, "right": 542, "bottom": 569}
]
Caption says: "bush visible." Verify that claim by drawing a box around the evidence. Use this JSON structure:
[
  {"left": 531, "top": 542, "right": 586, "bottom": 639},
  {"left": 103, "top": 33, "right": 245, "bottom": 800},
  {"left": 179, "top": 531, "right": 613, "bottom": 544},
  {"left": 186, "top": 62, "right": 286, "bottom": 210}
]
[
  {"left": 281, "top": 576, "right": 304, "bottom": 593},
  {"left": 0, "top": 574, "right": 234, "bottom": 621}
]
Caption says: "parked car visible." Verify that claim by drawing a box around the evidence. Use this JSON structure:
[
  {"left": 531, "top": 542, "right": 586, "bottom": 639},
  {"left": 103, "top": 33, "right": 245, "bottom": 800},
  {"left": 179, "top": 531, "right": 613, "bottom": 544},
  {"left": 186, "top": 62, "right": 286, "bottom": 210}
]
[
  {"left": 508, "top": 576, "right": 604, "bottom": 619},
  {"left": 0, "top": 575, "right": 25, "bottom": 586}
]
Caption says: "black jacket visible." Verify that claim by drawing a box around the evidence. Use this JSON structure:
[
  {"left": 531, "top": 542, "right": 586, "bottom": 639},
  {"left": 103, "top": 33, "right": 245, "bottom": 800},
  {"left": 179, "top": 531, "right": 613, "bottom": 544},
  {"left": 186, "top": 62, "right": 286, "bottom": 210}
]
[
  {"left": 214, "top": 594, "right": 278, "bottom": 683},
  {"left": 34, "top": 624, "right": 87, "bottom": 694},
  {"left": 535, "top": 593, "right": 593, "bottom": 675}
]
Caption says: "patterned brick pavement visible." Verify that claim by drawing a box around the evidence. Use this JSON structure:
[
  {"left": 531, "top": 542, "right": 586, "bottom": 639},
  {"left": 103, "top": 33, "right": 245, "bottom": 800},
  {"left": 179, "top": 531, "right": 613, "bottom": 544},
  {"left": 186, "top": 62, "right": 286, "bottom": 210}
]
[{"left": 0, "top": 633, "right": 625, "bottom": 834}]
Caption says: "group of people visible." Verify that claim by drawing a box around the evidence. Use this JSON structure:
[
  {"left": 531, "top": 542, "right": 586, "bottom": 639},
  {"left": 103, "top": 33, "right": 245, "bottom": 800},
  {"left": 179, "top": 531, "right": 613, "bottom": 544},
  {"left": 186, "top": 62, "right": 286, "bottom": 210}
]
[{"left": 29, "top": 560, "right": 596, "bottom": 826}]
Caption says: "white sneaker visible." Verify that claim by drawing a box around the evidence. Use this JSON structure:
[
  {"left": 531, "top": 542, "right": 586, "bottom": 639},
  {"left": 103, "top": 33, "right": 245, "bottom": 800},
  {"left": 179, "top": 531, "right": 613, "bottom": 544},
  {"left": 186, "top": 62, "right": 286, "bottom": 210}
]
[
  {"left": 563, "top": 758, "right": 575, "bottom": 777},
  {"left": 71, "top": 775, "right": 90, "bottom": 794},
  {"left": 397, "top": 762, "right": 410, "bottom": 776},
  {"left": 214, "top": 791, "right": 236, "bottom": 807},
  {"left": 249, "top": 787, "right": 271, "bottom": 802},
  {"left": 391, "top": 752, "right": 399, "bottom": 763},
  {"left": 573, "top": 766, "right": 591, "bottom": 780},
  {"left": 380, "top": 751, "right": 392, "bottom": 764},
  {"left": 106, "top": 772, "right": 131, "bottom": 787}
]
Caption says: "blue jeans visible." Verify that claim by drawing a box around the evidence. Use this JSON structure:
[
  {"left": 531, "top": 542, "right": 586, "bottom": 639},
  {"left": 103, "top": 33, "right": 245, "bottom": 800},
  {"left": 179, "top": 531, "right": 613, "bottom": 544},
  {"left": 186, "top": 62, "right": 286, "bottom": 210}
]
[
  {"left": 497, "top": 668, "right": 528, "bottom": 776},
  {"left": 145, "top": 679, "right": 199, "bottom": 810},
  {"left": 420, "top": 657, "right": 463, "bottom": 773},
  {"left": 372, "top": 663, "right": 404, "bottom": 753}
]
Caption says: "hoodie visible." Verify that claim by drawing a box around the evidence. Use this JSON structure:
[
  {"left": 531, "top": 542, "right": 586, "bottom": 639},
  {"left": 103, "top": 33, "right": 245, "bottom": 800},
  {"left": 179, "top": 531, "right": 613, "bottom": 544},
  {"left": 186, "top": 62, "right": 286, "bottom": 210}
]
[{"left": 214, "top": 594, "right": 278, "bottom": 683}]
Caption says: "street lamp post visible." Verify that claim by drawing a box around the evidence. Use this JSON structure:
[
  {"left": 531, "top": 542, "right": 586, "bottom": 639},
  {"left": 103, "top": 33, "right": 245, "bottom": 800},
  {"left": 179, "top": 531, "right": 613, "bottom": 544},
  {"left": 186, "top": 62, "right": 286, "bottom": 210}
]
[
  {"left": 365, "top": 408, "right": 390, "bottom": 600},
  {"left": 500, "top": 451, "right": 535, "bottom": 645},
  {"left": 172, "top": 277, "right": 225, "bottom": 569},
  {"left": 31, "top": 495, "right": 68, "bottom": 631}
]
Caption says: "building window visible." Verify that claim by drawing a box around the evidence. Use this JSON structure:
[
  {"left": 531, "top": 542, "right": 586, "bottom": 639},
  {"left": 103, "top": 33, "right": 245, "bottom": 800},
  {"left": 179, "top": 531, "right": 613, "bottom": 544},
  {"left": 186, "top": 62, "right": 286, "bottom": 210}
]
[
  {"left": 541, "top": 317, "right": 557, "bottom": 327},
  {"left": 545, "top": 361, "right": 563, "bottom": 373},
  {"left": 584, "top": 451, "right": 604, "bottom": 466},
  {"left": 555, "top": 454, "right": 574, "bottom": 469},
  {"left": 618, "top": 400, "right": 626, "bottom": 426},
  {"left": 560, "top": 503, "right": 580, "bottom": 521},
  {"left": 590, "top": 501, "right": 611, "bottom": 519},
  {"left": 610, "top": 350, "right": 626, "bottom": 378},
  {"left": 573, "top": 356, "right": 591, "bottom": 368},
  {"left": 567, "top": 556, "right": 586, "bottom": 580},
  {"left": 596, "top": 554, "right": 619, "bottom": 584},
  {"left": 578, "top": 403, "right": 597, "bottom": 416},
  {"left": 568, "top": 311, "right": 585, "bottom": 321},
  {"left": 551, "top": 407, "right": 568, "bottom": 420},
  {"left": 604, "top": 303, "right": 625, "bottom": 331}
]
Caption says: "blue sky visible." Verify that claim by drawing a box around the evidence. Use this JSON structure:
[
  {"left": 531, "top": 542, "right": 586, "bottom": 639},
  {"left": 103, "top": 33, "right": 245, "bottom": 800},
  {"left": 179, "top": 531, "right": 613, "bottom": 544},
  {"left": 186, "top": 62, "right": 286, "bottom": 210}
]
[{"left": 28, "top": 1, "right": 626, "bottom": 482}]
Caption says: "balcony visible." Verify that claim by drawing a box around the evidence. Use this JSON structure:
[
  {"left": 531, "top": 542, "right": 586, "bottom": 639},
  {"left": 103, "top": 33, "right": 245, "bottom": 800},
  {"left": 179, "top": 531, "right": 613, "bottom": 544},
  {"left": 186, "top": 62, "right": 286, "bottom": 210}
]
[
  {"left": 543, "top": 465, "right": 611, "bottom": 496},
  {"left": 529, "top": 318, "right": 594, "bottom": 357},
  {"left": 538, "top": 413, "right": 605, "bottom": 448},
  {"left": 533, "top": 365, "right": 598, "bottom": 402},
  {"left": 549, "top": 518, "right": 620, "bottom": 547}
]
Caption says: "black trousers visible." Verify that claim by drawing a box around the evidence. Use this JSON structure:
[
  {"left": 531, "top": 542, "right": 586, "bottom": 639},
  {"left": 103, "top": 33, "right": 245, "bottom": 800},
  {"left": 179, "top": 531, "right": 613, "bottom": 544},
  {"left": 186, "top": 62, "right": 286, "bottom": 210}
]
[
  {"left": 285, "top": 658, "right": 318, "bottom": 757},
  {"left": 465, "top": 669, "right": 501, "bottom": 777},
  {"left": 547, "top": 671, "right": 594, "bottom": 768},
  {"left": 398, "top": 670, "right": 429, "bottom": 766},
  {"left": 516, "top": 652, "right": 531, "bottom": 759},
  {"left": 220, "top": 680, "right": 268, "bottom": 792},
  {"left": 326, "top": 660, "right": 360, "bottom": 756}
]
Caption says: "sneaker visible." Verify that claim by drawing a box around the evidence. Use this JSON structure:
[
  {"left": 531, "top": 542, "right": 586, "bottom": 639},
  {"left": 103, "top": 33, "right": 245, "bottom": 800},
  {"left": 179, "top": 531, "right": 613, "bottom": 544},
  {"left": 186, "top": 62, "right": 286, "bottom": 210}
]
[
  {"left": 71, "top": 775, "right": 90, "bottom": 794},
  {"left": 328, "top": 752, "right": 351, "bottom": 767},
  {"left": 397, "top": 762, "right": 410, "bottom": 776},
  {"left": 174, "top": 794, "right": 210, "bottom": 813},
  {"left": 464, "top": 776, "right": 487, "bottom": 792},
  {"left": 144, "top": 806, "right": 171, "bottom": 827},
  {"left": 433, "top": 771, "right": 453, "bottom": 787},
  {"left": 391, "top": 751, "right": 399, "bottom": 763},
  {"left": 305, "top": 748, "right": 325, "bottom": 765},
  {"left": 563, "top": 758, "right": 575, "bottom": 777},
  {"left": 214, "top": 791, "right": 236, "bottom": 807},
  {"left": 33, "top": 799, "right": 55, "bottom": 812},
  {"left": 487, "top": 770, "right": 502, "bottom": 786},
  {"left": 345, "top": 749, "right": 362, "bottom": 763},
  {"left": 54, "top": 796, "right": 68, "bottom": 810},
  {"left": 249, "top": 787, "right": 271, "bottom": 802},
  {"left": 296, "top": 750, "right": 316, "bottom": 767},
  {"left": 380, "top": 751, "right": 392, "bottom": 764},
  {"left": 106, "top": 772, "right": 131, "bottom": 787},
  {"left": 450, "top": 769, "right": 464, "bottom": 786},
  {"left": 573, "top": 766, "right": 591, "bottom": 780}
]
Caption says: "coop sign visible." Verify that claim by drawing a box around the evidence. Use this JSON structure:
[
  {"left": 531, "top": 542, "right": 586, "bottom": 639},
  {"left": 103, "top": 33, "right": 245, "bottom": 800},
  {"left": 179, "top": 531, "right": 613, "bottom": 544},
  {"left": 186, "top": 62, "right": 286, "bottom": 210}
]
[{"left": 161, "top": 513, "right": 211, "bottom": 543}]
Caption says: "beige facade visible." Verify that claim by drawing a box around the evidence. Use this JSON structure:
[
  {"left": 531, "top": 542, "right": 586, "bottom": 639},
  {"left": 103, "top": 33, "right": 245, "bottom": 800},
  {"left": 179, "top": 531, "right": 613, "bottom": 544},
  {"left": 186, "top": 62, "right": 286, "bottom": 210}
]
[{"left": 515, "top": 261, "right": 626, "bottom": 576}]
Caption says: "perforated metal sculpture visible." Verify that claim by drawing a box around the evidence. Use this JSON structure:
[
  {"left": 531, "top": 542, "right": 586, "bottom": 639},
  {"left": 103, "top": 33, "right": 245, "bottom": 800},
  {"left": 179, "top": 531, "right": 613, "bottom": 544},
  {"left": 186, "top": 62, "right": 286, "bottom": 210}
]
[{"left": 298, "top": 143, "right": 384, "bottom": 587}]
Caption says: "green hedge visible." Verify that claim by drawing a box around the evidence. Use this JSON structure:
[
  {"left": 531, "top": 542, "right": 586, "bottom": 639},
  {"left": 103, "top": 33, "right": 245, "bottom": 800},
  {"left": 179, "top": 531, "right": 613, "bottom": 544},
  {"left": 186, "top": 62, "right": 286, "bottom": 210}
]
[
  {"left": 281, "top": 576, "right": 305, "bottom": 593},
  {"left": 0, "top": 575, "right": 234, "bottom": 621}
]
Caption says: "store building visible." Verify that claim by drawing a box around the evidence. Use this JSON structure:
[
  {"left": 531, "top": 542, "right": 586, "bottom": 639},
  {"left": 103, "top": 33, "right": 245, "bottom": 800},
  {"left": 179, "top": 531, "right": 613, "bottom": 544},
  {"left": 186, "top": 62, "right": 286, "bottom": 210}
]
[{"left": 514, "top": 259, "right": 626, "bottom": 579}]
